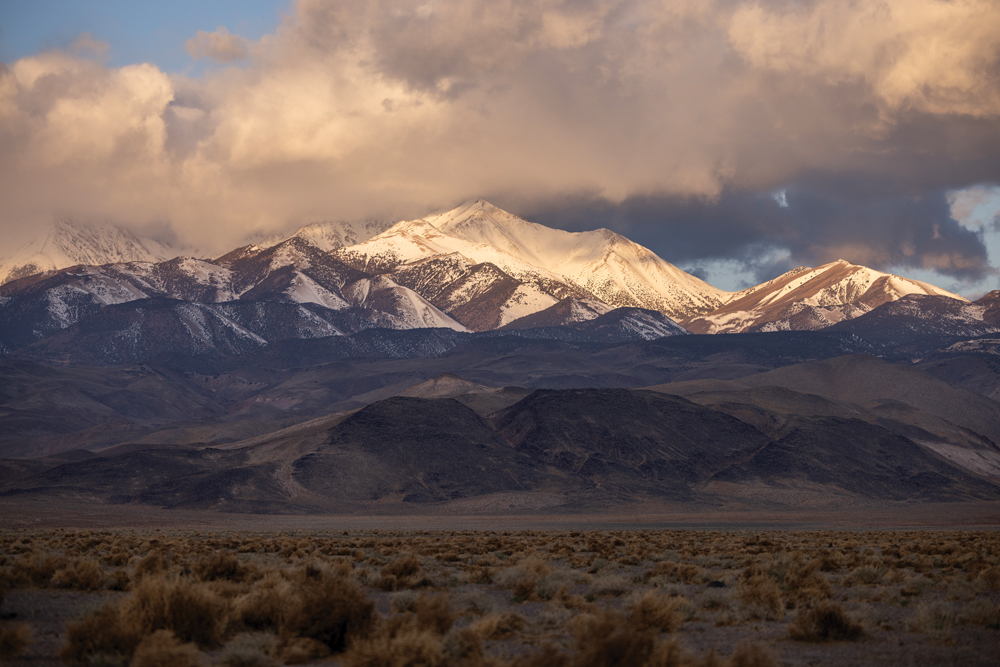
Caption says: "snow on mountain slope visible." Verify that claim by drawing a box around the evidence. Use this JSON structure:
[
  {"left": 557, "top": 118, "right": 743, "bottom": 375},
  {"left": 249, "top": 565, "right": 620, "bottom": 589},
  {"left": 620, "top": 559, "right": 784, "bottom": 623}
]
[
  {"left": 342, "top": 200, "right": 726, "bottom": 322},
  {"left": 284, "top": 271, "right": 351, "bottom": 310},
  {"left": 342, "top": 276, "right": 469, "bottom": 332},
  {"left": 0, "top": 219, "right": 177, "bottom": 285},
  {"left": 257, "top": 218, "right": 394, "bottom": 252},
  {"left": 501, "top": 298, "right": 614, "bottom": 330},
  {"left": 578, "top": 308, "right": 690, "bottom": 340},
  {"left": 430, "top": 201, "right": 729, "bottom": 320},
  {"left": 390, "top": 260, "right": 562, "bottom": 331},
  {"left": 683, "top": 260, "right": 967, "bottom": 334},
  {"left": 429, "top": 201, "right": 730, "bottom": 319}
]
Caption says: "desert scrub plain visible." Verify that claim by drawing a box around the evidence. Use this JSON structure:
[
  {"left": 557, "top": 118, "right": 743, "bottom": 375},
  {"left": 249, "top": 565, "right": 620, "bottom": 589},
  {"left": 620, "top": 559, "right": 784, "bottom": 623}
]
[{"left": 0, "top": 530, "right": 998, "bottom": 666}]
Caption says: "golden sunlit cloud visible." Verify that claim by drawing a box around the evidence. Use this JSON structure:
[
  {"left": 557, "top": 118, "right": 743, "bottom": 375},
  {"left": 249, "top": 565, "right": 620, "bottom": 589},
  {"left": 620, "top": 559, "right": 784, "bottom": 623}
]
[{"left": 0, "top": 0, "right": 998, "bottom": 255}]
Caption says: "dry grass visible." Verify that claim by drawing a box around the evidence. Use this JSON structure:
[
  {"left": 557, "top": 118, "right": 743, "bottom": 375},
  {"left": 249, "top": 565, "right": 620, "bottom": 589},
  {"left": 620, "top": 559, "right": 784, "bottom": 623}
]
[{"left": 1, "top": 528, "right": 998, "bottom": 666}]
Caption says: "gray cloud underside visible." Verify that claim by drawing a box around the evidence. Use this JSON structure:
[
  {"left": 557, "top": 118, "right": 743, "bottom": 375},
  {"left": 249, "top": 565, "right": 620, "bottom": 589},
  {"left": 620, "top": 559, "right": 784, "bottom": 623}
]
[{"left": 1, "top": 0, "right": 998, "bottom": 282}]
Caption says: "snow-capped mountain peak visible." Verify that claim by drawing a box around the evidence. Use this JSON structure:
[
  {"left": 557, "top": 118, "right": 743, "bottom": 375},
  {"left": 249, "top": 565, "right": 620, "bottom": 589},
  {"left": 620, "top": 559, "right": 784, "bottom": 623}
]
[
  {"left": 343, "top": 200, "right": 728, "bottom": 322},
  {"left": 683, "top": 259, "right": 967, "bottom": 334}
]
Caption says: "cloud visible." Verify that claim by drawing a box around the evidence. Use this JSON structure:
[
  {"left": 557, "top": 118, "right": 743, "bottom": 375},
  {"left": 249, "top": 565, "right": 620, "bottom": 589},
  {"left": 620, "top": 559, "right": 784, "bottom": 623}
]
[
  {"left": 0, "top": 0, "right": 998, "bottom": 273},
  {"left": 516, "top": 186, "right": 994, "bottom": 283},
  {"left": 727, "top": 0, "right": 1000, "bottom": 117},
  {"left": 186, "top": 27, "right": 250, "bottom": 63}
]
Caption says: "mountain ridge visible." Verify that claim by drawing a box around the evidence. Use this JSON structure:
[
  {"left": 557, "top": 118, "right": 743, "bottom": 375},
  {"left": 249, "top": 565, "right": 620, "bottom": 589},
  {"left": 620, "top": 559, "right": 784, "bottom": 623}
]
[{"left": 0, "top": 201, "right": 977, "bottom": 362}]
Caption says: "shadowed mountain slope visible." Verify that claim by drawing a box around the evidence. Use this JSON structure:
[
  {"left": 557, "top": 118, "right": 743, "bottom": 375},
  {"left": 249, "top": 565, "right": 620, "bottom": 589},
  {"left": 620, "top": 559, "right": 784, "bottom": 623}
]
[
  {"left": 293, "top": 397, "right": 582, "bottom": 505},
  {"left": 491, "top": 389, "right": 770, "bottom": 499},
  {"left": 714, "top": 417, "right": 1000, "bottom": 500}
]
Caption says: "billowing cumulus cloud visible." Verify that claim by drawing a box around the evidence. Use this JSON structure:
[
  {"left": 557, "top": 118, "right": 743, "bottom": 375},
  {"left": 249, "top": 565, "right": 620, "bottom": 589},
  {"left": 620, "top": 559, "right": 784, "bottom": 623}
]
[
  {"left": 186, "top": 27, "right": 251, "bottom": 63},
  {"left": 1, "top": 0, "right": 999, "bottom": 281}
]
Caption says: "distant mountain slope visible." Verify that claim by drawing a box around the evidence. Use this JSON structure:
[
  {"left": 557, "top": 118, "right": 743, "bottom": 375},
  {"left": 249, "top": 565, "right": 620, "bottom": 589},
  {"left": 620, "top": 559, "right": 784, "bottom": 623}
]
[
  {"left": 647, "top": 353, "right": 1000, "bottom": 482},
  {"left": 824, "top": 292, "right": 1000, "bottom": 345},
  {"left": 258, "top": 218, "right": 394, "bottom": 252},
  {"left": 501, "top": 298, "right": 614, "bottom": 329},
  {"left": 682, "top": 260, "right": 965, "bottom": 334},
  {"left": 4, "top": 381, "right": 996, "bottom": 513},
  {"left": 491, "top": 388, "right": 769, "bottom": 499},
  {"left": 0, "top": 219, "right": 176, "bottom": 285}
]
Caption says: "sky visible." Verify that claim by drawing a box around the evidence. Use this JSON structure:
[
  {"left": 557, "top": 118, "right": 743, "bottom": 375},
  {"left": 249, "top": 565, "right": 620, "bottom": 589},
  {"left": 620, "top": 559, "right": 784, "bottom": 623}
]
[{"left": 1, "top": 0, "right": 999, "bottom": 295}]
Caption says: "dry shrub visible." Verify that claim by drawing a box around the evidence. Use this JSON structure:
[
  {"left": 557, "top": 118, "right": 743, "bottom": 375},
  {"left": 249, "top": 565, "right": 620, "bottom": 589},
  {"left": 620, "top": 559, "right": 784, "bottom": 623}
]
[
  {"left": 220, "top": 632, "right": 278, "bottom": 667},
  {"left": 193, "top": 552, "right": 255, "bottom": 583},
  {"left": 382, "top": 554, "right": 421, "bottom": 580},
  {"left": 134, "top": 553, "right": 167, "bottom": 580},
  {"left": 631, "top": 590, "right": 684, "bottom": 633},
  {"left": 442, "top": 627, "right": 487, "bottom": 665},
  {"left": 570, "top": 610, "right": 657, "bottom": 667},
  {"left": 343, "top": 625, "right": 445, "bottom": 667},
  {"left": 0, "top": 622, "right": 32, "bottom": 660},
  {"left": 782, "top": 560, "right": 831, "bottom": 605},
  {"left": 234, "top": 574, "right": 294, "bottom": 632},
  {"left": 698, "top": 588, "right": 730, "bottom": 611},
  {"left": 125, "top": 576, "right": 228, "bottom": 648},
  {"left": 508, "top": 645, "right": 571, "bottom": 667},
  {"left": 518, "top": 556, "right": 551, "bottom": 577},
  {"left": 61, "top": 605, "right": 142, "bottom": 666},
  {"left": 281, "top": 573, "right": 374, "bottom": 653},
  {"left": 978, "top": 566, "right": 1000, "bottom": 590},
  {"left": 735, "top": 575, "right": 783, "bottom": 621},
  {"left": 591, "top": 574, "right": 632, "bottom": 597},
  {"left": 10, "top": 551, "right": 66, "bottom": 587},
  {"left": 536, "top": 570, "right": 577, "bottom": 601},
  {"left": 106, "top": 548, "right": 132, "bottom": 567},
  {"left": 848, "top": 565, "right": 883, "bottom": 586},
  {"left": 464, "top": 565, "right": 494, "bottom": 584},
  {"left": 131, "top": 630, "right": 205, "bottom": 667},
  {"left": 787, "top": 602, "right": 864, "bottom": 642},
  {"left": 493, "top": 566, "right": 532, "bottom": 589},
  {"left": 108, "top": 569, "right": 131, "bottom": 591},
  {"left": 413, "top": 594, "right": 455, "bottom": 635},
  {"left": 909, "top": 601, "right": 956, "bottom": 636},
  {"left": 539, "top": 604, "right": 574, "bottom": 628},
  {"left": 726, "top": 642, "right": 777, "bottom": 667},
  {"left": 51, "top": 558, "right": 105, "bottom": 591},
  {"left": 959, "top": 599, "right": 1000, "bottom": 628},
  {"left": 470, "top": 613, "right": 526, "bottom": 639},
  {"left": 513, "top": 576, "right": 536, "bottom": 599},
  {"left": 278, "top": 637, "right": 329, "bottom": 665},
  {"left": 454, "top": 589, "right": 495, "bottom": 616},
  {"left": 390, "top": 590, "right": 420, "bottom": 613},
  {"left": 646, "top": 561, "right": 703, "bottom": 584}
]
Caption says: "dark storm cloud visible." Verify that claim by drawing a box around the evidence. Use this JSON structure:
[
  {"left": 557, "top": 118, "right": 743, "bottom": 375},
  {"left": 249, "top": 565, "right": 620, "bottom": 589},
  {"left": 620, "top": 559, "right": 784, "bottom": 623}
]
[{"left": 517, "top": 186, "right": 993, "bottom": 283}]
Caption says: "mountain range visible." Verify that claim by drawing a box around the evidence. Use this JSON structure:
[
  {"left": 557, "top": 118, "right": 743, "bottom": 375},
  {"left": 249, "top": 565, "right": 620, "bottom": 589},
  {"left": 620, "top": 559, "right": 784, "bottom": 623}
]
[
  {"left": 0, "top": 200, "right": 980, "bottom": 364},
  {"left": 4, "top": 199, "right": 1000, "bottom": 515},
  {"left": 3, "top": 353, "right": 998, "bottom": 512}
]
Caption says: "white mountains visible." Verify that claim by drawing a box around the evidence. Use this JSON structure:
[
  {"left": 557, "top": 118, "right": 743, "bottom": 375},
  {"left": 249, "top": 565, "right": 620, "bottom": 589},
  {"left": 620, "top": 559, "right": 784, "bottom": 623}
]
[
  {"left": 0, "top": 201, "right": 973, "bottom": 356},
  {"left": 681, "top": 259, "right": 965, "bottom": 334}
]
